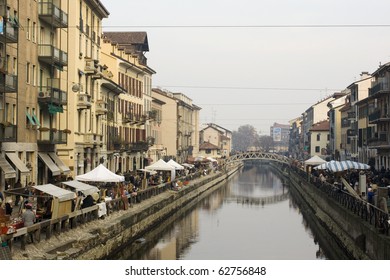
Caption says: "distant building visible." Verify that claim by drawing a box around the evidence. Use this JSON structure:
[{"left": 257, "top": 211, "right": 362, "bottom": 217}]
[
  {"left": 199, "top": 123, "right": 232, "bottom": 158},
  {"left": 289, "top": 116, "right": 303, "bottom": 159},
  {"left": 198, "top": 142, "right": 220, "bottom": 158},
  {"left": 309, "top": 120, "right": 330, "bottom": 158},
  {"left": 270, "top": 123, "right": 290, "bottom": 153}
]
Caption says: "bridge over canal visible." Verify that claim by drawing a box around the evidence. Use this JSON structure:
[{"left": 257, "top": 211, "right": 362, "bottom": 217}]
[{"left": 225, "top": 151, "right": 291, "bottom": 166}]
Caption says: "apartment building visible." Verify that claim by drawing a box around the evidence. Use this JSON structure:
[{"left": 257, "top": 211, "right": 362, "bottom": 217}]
[
  {"left": 151, "top": 88, "right": 201, "bottom": 163},
  {"left": 301, "top": 95, "right": 335, "bottom": 160},
  {"left": 101, "top": 31, "right": 156, "bottom": 174},
  {"left": 359, "top": 63, "right": 390, "bottom": 170},
  {"left": 50, "top": 0, "right": 109, "bottom": 178},
  {"left": 0, "top": 0, "right": 73, "bottom": 188}
]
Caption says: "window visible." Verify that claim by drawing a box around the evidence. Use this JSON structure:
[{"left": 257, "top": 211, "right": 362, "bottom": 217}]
[
  {"left": 32, "top": 108, "right": 40, "bottom": 126},
  {"left": 317, "top": 134, "right": 320, "bottom": 141},
  {"left": 32, "top": 65, "right": 36, "bottom": 86},
  {"left": 12, "top": 57, "right": 17, "bottom": 74},
  {"left": 206, "top": 149, "right": 211, "bottom": 154},
  {"left": 32, "top": 22, "right": 36, "bottom": 42},
  {"left": 26, "top": 62, "right": 30, "bottom": 83},
  {"left": 26, "top": 107, "right": 35, "bottom": 126},
  {"left": 315, "top": 146, "right": 320, "bottom": 153},
  {"left": 327, "top": 134, "right": 330, "bottom": 141},
  {"left": 26, "top": 18, "right": 30, "bottom": 40}
]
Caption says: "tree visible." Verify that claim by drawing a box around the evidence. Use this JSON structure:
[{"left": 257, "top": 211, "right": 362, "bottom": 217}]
[
  {"left": 232, "top": 125, "right": 259, "bottom": 152},
  {"left": 259, "top": 135, "right": 274, "bottom": 152}
]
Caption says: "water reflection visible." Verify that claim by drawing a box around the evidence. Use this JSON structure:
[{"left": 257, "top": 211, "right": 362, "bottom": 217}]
[{"left": 112, "top": 165, "right": 328, "bottom": 260}]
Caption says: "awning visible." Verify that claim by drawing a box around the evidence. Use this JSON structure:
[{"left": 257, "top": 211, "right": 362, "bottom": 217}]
[
  {"left": 48, "top": 104, "right": 63, "bottom": 114},
  {"left": 0, "top": 156, "right": 16, "bottom": 178},
  {"left": 62, "top": 180, "right": 99, "bottom": 196},
  {"left": 49, "top": 152, "right": 70, "bottom": 174},
  {"left": 5, "top": 153, "right": 30, "bottom": 174},
  {"left": 32, "top": 184, "right": 75, "bottom": 202},
  {"left": 38, "top": 152, "right": 61, "bottom": 176}
]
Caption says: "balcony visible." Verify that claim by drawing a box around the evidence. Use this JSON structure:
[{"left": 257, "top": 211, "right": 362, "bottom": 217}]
[
  {"left": 84, "top": 59, "right": 98, "bottom": 74},
  {"left": 130, "top": 141, "right": 149, "bottom": 152},
  {"left": 0, "top": 21, "right": 18, "bottom": 43},
  {"left": 0, "top": 73, "right": 17, "bottom": 93},
  {"left": 38, "top": 130, "right": 67, "bottom": 145},
  {"left": 84, "top": 133, "right": 103, "bottom": 146},
  {"left": 38, "top": 1, "right": 68, "bottom": 28},
  {"left": 107, "top": 111, "right": 114, "bottom": 122},
  {"left": 369, "top": 82, "right": 390, "bottom": 97},
  {"left": 95, "top": 100, "right": 108, "bottom": 115},
  {"left": 122, "top": 113, "right": 136, "bottom": 124},
  {"left": 38, "top": 44, "right": 68, "bottom": 67},
  {"left": 0, "top": 123, "right": 16, "bottom": 142},
  {"left": 77, "top": 93, "right": 91, "bottom": 109},
  {"left": 347, "top": 111, "right": 356, "bottom": 120},
  {"left": 38, "top": 79, "right": 67, "bottom": 106},
  {"left": 341, "top": 118, "right": 351, "bottom": 128},
  {"left": 368, "top": 109, "right": 390, "bottom": 124}
]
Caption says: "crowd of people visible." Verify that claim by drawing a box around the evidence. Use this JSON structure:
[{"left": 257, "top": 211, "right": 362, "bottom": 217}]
[{"left": 310, "top": 165, "right": 390, "bottom": 211}]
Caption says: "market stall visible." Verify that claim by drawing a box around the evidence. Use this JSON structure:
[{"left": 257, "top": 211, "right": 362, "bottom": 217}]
[{"left": 32, "top": 184, "right": 75, "bottom": 219}]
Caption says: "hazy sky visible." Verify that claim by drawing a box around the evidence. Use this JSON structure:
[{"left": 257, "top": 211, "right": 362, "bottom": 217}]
[{"left": 100, "top": 0, "right": 390, "bottom": 134}]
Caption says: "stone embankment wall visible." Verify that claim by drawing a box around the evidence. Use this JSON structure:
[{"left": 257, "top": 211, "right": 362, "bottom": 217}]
[
  {"left": 279, "top": 165, "right": 390, "bottom": 260},
  {"left": 14, "top": 165, "right": 240, "bottom": 260}
]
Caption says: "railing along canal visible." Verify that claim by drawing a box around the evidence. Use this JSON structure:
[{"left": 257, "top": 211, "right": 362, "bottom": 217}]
[{"left": 291, "top": 166, "right": 390, "bottom": 236}]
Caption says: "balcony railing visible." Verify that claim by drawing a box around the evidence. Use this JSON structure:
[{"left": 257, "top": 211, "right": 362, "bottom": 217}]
[
  {"left": 38, "top": 130, "right": 67, "bottom": 144},
  {"left": 368, "top": 109, "right": 390, "bottom": 123},
  {"left": 130, "top": 141, "right": 149, "bottom": 152},
  {"left": 369, "top": 82, "right": 390, "bottom": 97},
  {"left": 77, "top": 93, "right": 91, "bottom": 109},
  {"left": 38, "top": 44, "right": 68, "bottom": 67},
  {"left": 0, "top": 123, "right": 16, "bottom": 142},
  {"left": 0, "top": 73, "right": 17, "bottom": 93},
  {"left": 0, "top": 20, "right": 18, "bottom": 43},
  {"left": 95, "top": 100, "right": 108, "bottom": 115},
  {"left": 38, "top": 88, "right": 67, "bottom": 106},
  {"left": 38, "top": 1, "right": 68, "bottom": 28},
  {"left": 84, "top": 133, "right": 103, "bottom": 145}
]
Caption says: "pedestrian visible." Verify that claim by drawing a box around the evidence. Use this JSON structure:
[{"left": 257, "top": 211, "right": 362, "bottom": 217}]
[
  {"left": 22, "top": 203, "right": 36, "bottom": 243},
  {"left": 5, "top": 199, "right": 13, "bottom": 215},
  {"left": 367, "top": 188, "right": 374, "bottom": 204},
  {"left": 22, "top": 203, "right": 36, "bottom": 227}
]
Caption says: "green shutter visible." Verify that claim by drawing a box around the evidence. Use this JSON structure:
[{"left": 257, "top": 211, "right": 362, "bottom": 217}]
[{"left": 26, "top": 112, "right": 35, "bottom": 125}]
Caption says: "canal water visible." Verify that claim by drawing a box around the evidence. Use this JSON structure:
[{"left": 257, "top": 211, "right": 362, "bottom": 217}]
[{"left": 112, "top": 165, "right": 329, "bottom": 260}]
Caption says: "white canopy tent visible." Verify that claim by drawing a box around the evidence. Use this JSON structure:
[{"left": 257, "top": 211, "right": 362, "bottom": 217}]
[
  {"left": 75, "top": 164, "right": 125, "bottom": 182},
  {"left": 145, "top": 159, "right": 175, "bottom": 180},
  {"left": 32, "top": 184, "right": 75, "bottom": 202},
  {"left": 206, "top": 157, "right": 218, "bottom": 162},
  {"left": 62, "top": 180, "right": 100, "bottom": 196},
  {"left": 304, "top": 155, "right": 326, "bottom": 167},
  {"left": 167, "top": 159, "right": 184, "bottom": 170}
]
